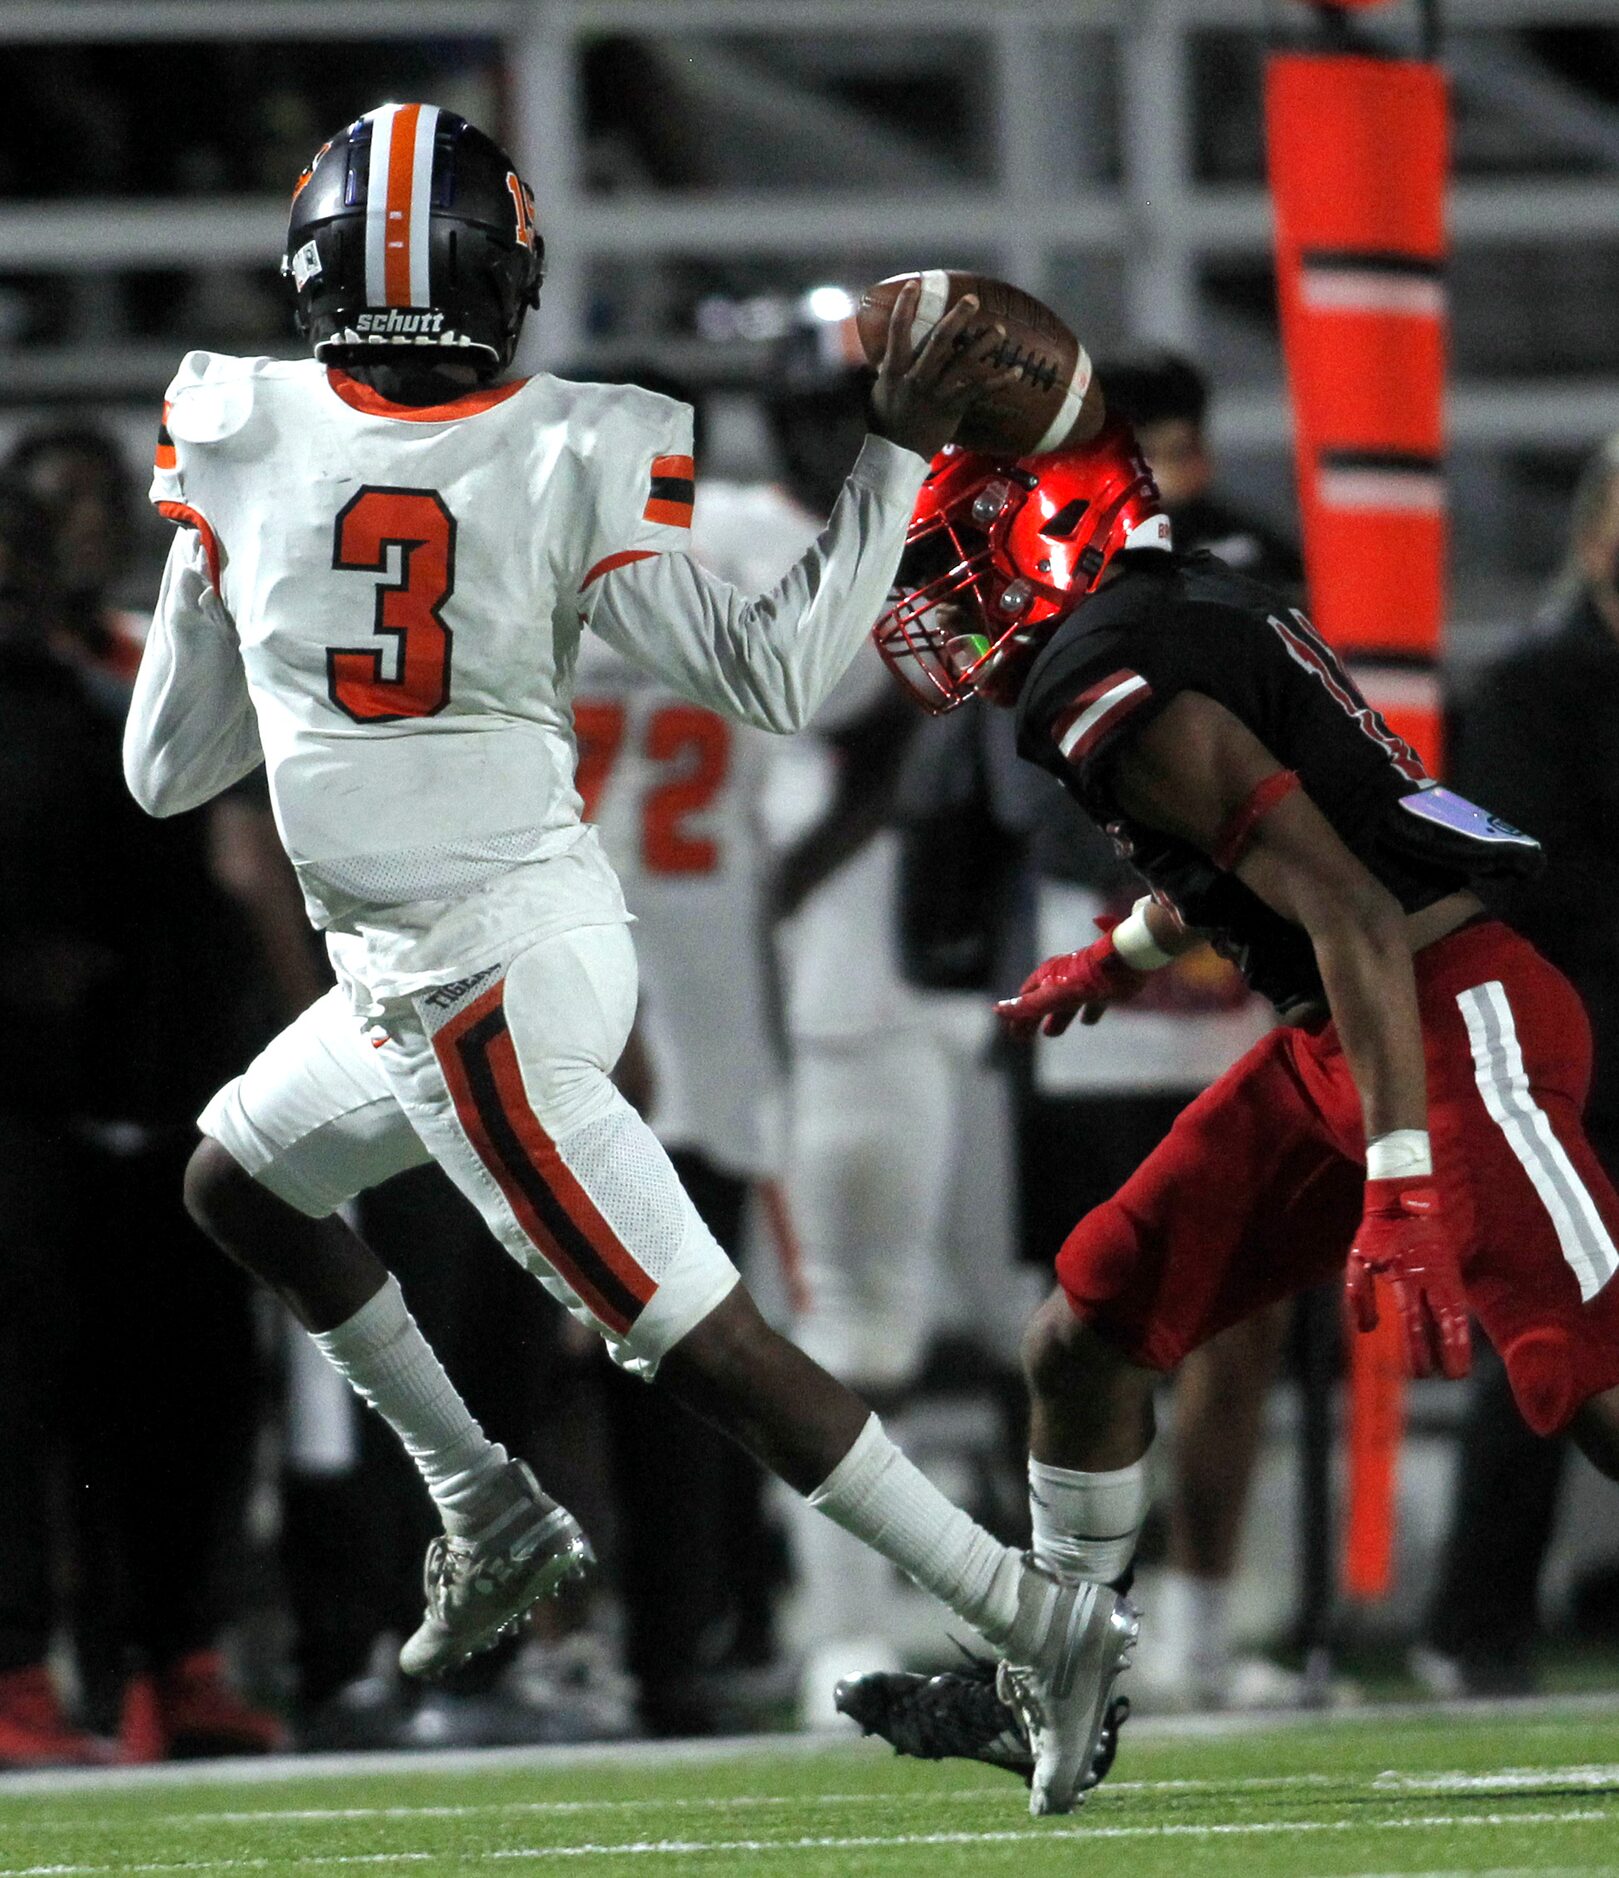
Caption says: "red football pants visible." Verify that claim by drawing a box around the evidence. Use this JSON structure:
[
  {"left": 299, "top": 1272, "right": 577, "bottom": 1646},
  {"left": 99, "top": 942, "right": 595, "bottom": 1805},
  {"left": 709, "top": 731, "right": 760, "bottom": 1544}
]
[{"left": 1055, "top": 921, "right": 1619, "bottom": 1433}]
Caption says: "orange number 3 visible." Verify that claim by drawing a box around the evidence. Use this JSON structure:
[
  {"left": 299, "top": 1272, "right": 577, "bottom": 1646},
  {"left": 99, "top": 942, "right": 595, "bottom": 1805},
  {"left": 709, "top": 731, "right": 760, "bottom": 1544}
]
[{"left": 329, "top": 486, "right": 455, "bottom": 722}]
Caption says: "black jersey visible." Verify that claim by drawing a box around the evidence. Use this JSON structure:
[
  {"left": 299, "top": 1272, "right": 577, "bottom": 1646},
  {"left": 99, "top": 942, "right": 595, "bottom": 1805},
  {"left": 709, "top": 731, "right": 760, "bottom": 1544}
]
[{"left": 1014, "top": 550, "right": 1543, "bottom": 1011}]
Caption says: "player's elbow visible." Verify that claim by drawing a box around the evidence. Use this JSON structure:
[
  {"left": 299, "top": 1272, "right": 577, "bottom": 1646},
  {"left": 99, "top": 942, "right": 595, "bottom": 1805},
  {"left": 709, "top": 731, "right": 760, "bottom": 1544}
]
[
  {"left": 123, "top": 763, "right": 172, "bottom": 817},
  {"left": 123, "top": 751, "right": 196, "bottom": 818}
]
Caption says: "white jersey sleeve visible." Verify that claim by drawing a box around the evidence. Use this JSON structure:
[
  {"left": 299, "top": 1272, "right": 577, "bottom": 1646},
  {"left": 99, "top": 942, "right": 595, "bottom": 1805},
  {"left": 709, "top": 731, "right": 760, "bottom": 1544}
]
[
  {"left": 125, "top": 526, "right": 261, "bottom": 817},
  {"left": 586, "top": 435, "right": 928, "bottom": 735}
]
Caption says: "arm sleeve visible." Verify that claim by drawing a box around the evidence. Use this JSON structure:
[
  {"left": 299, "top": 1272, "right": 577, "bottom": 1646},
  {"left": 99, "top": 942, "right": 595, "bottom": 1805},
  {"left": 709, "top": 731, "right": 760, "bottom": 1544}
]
[
  {"left": 124, "top": 528, "right": 261, "bottom": 817},
  {"left": 585, "top": 434, "right": 929, "bottom": 735}
]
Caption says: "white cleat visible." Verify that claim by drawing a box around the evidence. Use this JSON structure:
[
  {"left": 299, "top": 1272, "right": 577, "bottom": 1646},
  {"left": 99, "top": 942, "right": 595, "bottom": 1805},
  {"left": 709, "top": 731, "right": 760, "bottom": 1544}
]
[
  {"left": 999, "top": 1560, "right": 1139, "bottom": 1817},
  {"left": 399, "top": 1461, "right": 594, "bottom": 1680}
]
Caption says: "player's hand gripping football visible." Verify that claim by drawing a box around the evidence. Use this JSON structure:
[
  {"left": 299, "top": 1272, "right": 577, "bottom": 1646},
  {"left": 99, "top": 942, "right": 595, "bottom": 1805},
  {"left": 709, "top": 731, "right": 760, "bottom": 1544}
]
[
  {"left": 996, "top": 917, "right": 1147, "bottom": 1041},
  {"left": 1344, "top": 1177, "right": 1471, "bottom": 1381},
  {"left": 867, "top": 281, "right": 1019, "bottom": 462}
]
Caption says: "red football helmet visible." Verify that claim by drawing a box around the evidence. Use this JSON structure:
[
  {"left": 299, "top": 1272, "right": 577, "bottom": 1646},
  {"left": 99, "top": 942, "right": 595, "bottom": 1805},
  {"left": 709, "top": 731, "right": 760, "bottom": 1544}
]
[{"left": 874, "top": 419, "right": 1168, "bottom": 713}]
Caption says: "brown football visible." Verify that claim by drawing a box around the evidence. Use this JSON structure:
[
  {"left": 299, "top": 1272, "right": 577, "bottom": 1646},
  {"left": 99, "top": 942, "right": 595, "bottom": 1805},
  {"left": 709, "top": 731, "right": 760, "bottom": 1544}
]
[{"left": 856, "top": 270, "right": 1105, "bottom": 457}]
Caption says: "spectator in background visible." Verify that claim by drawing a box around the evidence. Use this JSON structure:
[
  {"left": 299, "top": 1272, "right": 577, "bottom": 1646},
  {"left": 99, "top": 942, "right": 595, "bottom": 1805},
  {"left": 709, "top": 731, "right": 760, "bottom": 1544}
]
[
  {"left": 5, "top": 427, "right": 141, "bottom": 683},
  {"left": 3, "top": 426, "right": 290, "bottom": 1760},
  {"left": 0, "top": 485, "right": 123, "bottom": 1767},
  {"left": 1097, "top": 348, "right": 1302, "bottom": 593},
  {"left": 1415, "top": 432, "right": 1619, "bottom": 1696}
]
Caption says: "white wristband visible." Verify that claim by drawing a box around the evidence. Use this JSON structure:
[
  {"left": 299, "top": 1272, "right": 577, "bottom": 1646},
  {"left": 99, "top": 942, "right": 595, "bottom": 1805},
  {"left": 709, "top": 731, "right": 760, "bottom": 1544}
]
[
  {"left": 1366, "top": 1129, "right": 1433, "bottom": 1180},
  {"left": 1111, "top": 897, "right": 1177, "bottom": 972}
]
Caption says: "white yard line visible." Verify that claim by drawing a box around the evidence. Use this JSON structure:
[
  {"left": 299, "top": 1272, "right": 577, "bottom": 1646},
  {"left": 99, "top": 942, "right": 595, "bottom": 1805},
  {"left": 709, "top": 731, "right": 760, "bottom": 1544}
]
[
  {"left": 0, "top": 1807, "right": 1613, "bottom": 1874},
  {"left": 165, "top": 1777, "right": 1334, "bottom": 1824},
  {"left": 6, "top": 1693, "right": 1619, "bottom": 1799},
  {"left": 2, "top": 1762, "right": 1609, "bottom": 1833},
  {"left": 166, "top": 1790, "right": 1013, "bottom": 1825},
  {"left": 1374, "top": 1767, "right": 1619, "bottom": 1793},
  {"left": 1346, "top": 1869, "right": 1618, "bottom": 1877},
  {"left": 143, "top": 1763, "right": 1611, "bottom": 1826}
]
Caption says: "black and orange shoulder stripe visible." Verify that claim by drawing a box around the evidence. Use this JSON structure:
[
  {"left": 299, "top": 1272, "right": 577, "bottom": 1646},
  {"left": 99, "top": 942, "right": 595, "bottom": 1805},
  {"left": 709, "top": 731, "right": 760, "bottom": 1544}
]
[{"left": 643, "top": 453, "right": 694, "bottom": 528}]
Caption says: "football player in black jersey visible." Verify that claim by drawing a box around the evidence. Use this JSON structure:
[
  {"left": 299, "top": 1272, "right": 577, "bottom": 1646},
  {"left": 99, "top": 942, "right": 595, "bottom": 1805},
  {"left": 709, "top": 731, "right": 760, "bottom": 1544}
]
[{"left": 837, "top": 420, "right": 1619, "bottom": 1783}]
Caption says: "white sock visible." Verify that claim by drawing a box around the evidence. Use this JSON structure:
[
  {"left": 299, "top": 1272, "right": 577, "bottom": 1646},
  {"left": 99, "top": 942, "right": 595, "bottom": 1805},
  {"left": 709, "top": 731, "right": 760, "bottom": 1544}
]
[
  {"left": 808, "top": 1414, "right": 1022, "bottom": 1646},
  {"left": 310, "top": 1277, "right": 510, "bottom": 1539},
  {"left": 1028, "top": 1457, "right": 1147, "bottom": 1584},
  {"left": 1158, "top": 1569, "right": 1231, "bottom": 1681}
]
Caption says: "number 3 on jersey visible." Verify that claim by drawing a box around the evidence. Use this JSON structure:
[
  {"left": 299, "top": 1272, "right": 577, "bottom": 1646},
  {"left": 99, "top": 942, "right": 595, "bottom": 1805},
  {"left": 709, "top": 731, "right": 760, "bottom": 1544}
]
[{"left": 329, "top": 486, "right": 455, "bottom": 722}]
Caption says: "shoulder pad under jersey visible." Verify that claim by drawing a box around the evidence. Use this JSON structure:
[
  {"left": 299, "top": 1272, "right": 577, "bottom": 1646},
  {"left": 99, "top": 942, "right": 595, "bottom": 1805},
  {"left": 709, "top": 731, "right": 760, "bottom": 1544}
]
[{"left": 160, "top": 351, "right": 265, "bottom": 446}]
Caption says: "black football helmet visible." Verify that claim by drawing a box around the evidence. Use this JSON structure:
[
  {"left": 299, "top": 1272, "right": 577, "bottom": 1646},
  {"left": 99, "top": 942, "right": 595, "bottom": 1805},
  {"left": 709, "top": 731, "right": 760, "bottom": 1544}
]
[{"left": 282, "top": 104, "right": 544, "bottom": 376}]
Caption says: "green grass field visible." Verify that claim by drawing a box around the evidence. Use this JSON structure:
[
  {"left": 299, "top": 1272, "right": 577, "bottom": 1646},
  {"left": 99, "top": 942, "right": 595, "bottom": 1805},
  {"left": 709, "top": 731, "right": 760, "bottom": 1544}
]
[{"left": 4, "top": 1701, "right": 1619, "bottom": 1876}]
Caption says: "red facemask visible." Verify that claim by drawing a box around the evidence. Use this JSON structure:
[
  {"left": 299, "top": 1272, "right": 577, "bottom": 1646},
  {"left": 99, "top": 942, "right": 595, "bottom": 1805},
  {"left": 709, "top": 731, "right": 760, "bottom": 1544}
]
[{"left": 874, "top": 419, "right": 1168, "bottom": 713}]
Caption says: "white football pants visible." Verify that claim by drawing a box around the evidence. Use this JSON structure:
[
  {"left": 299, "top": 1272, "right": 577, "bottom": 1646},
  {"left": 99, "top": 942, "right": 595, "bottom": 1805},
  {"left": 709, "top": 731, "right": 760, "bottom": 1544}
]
[{"left": 200, "top": 923, "right": 739, "bottom": 1374}]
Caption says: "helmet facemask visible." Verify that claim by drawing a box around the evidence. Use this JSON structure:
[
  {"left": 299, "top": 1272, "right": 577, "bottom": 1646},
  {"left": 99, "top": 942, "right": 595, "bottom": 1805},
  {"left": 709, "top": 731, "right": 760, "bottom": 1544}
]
[
  {"left": 875, "top": 425, "right": 1168, "bottom": 713},
  {"left": 877, "top": 469, "right": 1048, "bottom": 712}
]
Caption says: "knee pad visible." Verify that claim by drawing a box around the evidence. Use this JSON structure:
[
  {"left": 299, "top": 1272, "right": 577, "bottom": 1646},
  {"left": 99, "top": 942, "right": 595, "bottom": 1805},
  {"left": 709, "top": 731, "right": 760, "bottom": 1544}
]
[
  {"left": 1503, "top": 1326, "right": 1581, "bottom": 1436},
  {"left": 553, "top": 1104, "right": 692, "bottom": 1293},
  {"left": 550, "top": 1104, "right": 740, "bottom": 1372}
]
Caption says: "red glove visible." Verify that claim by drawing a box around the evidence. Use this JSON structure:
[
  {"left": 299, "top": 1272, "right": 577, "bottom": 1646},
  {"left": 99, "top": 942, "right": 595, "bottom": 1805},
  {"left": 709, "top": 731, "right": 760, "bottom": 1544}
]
[
  {"left": 1344, "top": 1176, "right": 1471, "bottom": 1381},
  {"left": 996, "top": 918, "right": 1147, "bottom": 1040}
]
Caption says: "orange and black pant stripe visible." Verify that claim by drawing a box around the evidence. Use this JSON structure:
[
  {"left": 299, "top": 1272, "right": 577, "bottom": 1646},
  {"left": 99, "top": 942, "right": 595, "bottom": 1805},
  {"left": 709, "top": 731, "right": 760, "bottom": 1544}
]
[{"left": 433, "top": 983, "right": 655, "bottom": 1336}]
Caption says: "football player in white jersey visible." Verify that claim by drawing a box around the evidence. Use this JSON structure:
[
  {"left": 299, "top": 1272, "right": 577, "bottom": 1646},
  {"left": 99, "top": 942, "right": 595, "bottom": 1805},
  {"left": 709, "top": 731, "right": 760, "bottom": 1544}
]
[{"left": 122, "top": 105, "right": 1134, "bottom": 1809}]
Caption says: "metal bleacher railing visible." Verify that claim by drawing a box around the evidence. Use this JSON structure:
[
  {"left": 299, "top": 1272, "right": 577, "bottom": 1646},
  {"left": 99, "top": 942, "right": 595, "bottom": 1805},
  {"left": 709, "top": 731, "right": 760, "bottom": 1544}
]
[{"left": 4, "top": 0, "right": 1619, "bottom": 455}]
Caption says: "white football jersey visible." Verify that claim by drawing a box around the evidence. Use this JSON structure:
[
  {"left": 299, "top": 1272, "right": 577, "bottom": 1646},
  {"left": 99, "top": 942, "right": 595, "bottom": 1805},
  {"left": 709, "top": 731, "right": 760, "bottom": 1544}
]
[{"left": 128, "top": 352, "right": 927, "bottom": 1000}]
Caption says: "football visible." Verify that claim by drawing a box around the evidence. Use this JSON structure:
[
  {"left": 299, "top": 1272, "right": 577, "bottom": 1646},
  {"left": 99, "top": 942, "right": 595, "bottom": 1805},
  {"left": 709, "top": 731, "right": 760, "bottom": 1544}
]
[{"left": 856, "top": 270, "right": 1106, "bottom": 457}]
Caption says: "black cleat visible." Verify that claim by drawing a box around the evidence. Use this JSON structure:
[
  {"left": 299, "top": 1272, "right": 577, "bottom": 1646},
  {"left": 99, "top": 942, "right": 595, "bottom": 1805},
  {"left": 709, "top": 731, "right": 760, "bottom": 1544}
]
[{"left": 833, "top": 1651, "right": 1130, "bottom": 1792}]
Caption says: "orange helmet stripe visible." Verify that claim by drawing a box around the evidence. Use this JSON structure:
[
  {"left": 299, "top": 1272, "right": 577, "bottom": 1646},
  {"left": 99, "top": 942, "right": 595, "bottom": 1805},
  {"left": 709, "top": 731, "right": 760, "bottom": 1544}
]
[
  {"left": 384, "top": 102, "right": 420, "bottom": 307},
  {"left": 363, "top": 103, "right": 439, "bottom": 309}
]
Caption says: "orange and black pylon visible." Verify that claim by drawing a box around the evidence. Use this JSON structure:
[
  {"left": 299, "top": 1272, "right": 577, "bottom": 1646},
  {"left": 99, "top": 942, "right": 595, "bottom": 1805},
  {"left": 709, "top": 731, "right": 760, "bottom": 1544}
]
[{"left": 1266, "top": 36, "right": 1449, "bottom": 773}]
